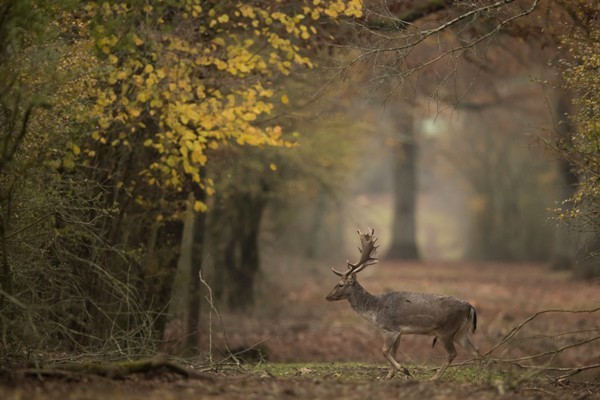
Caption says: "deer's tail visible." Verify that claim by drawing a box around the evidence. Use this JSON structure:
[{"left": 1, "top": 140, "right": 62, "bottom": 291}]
[{"left": 470, "top": 305, "right": 477, "bottom": 334}]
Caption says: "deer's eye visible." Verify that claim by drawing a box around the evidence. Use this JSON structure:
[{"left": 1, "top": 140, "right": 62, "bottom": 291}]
[{"left": 338, "top": 283, "right": 344, "bottom": 288}]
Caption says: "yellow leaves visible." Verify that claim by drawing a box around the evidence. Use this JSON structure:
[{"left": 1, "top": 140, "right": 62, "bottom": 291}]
[
  {"left": 87, "top": 0, "right": 364, "bottom": 201},
  {"left": 200, "top": 115, "right": 216, "bottom": 130},
  {"left": 239, "top": 4, "right": 256, "bottom": 18},
  {"left": 212, "top": 37, "right": 225, "bottom": 47},
  {"left": 150, "top": 98, "right": 163, "bottom": 108},
  {"left": 345, "top": 0, "right": 364, "bottom": 17},
  {"left": 69, "top": 142, "right": 81, "bottom": 155},
  {"left": 177, "top": 103, "right": 201, "bottom": 125},
  {"left": 191, "top": 143, "right": 207, "bottom": 165},
  {"left": 242, "top": 112, "right": 257, "bottom": 121},
  {"left": 324, "top": 8, "right": 339, "bottom": 18},
  {"left": 209, "top": 13, "right": 230, "bottom": 28},
  {"left": 214, "top": 59, "right": 228, "bottom": 70},
  {"left": 194, "top": 200, "right": 207, "bottom": 213},
  {"left": 136, "top": 90, "right": 151, "bottom": 103},
  {"left": 300, "top": 26, "right": 310, "bottom": 40},
  {"left": 132, "top": 33, "right": 144, "bottom": 46},
  {"left": 177, "top": 78, "right": 192, "bottom": 92},
  {"left": 146, "top": 73, "right": 159, "bottom": 87},
  {"left": 127, "top": 106, "right": 141, "bottom": 118},
  {"left": 259, "top": 87, "right": 273, "bottom": 97},
  {"left": 191, "top": 4, "right": 203, "bottom": 17}
]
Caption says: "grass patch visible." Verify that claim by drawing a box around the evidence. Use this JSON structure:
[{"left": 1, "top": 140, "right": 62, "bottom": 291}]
[
  {"left": 251, "top": 361, "right": 384, "bottom": 381},
  {"left": 246, "top": 361, "right": 507, "bottom": 383}
]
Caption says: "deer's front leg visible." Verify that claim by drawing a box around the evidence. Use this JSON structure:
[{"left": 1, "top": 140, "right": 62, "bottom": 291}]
[{"left": 382, "top": 332, "right": 411, "bottom": 379}]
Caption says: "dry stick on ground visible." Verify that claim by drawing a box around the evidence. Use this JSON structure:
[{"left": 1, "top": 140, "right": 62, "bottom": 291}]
[
  {"left": 483, "top": 307, "right": 600, "bottom": 380},
  {"left": 10, "top": 356, "right": 215, "bottom": 381}
]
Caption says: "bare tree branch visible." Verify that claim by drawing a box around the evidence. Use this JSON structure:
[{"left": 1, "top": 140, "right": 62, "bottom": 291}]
[
  {"left": 342, "top": 0, "right": 540, "bottom": 74},
  {"left": 484, "top": 307, "right": 600, "bottom": 358}
]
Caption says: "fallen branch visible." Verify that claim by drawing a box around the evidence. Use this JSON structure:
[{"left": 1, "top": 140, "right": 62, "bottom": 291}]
[
  {"left": 10, "top": 357, "right": 215, "bottom": 381},
  {"left": 554, "top": 363, "right": 600, "bottom": 380}
]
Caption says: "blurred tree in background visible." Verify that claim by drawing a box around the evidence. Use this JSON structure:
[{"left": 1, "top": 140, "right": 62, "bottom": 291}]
[{"left": 341, "top": 0, "right": 598, "bottom": 268}]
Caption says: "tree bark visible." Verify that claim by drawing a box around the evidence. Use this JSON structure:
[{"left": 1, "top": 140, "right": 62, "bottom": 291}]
[
  {"left": 163, "top": 195, "right": 191, "bottom": 353},
  {"left": 224, "top": 193, "right": 266, "bottom": 309},
  {"left": 386, "top": 106, "right": 419, "bottom": 260}
]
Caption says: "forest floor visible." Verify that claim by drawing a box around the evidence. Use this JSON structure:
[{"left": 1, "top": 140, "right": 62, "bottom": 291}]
[{"left": 1, "top": 261, "right": 599, "bottom": 399}]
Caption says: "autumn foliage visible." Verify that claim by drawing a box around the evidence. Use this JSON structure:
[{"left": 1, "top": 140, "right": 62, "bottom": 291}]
[{"left": 84, "top": 0, "right": 363, "bottom": 206}]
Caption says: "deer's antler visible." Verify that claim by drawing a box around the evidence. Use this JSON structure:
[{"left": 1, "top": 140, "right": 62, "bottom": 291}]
[{"left": 331, "top": 228, "right": 379, "bottom": 277}]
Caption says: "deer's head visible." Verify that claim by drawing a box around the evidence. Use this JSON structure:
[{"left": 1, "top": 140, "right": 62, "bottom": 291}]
[
  {"left": 325, "top": 228, "right": 378, "bottom": 302},
  {"left": 325, "top": 273, "right": 358, "bottom": 301}
]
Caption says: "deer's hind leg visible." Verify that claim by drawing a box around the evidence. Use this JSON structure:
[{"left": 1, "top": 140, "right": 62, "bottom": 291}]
[
  {"left": 457, "top": 334, "right": 479, "bottom": 358},
  {"left": 430, "top": 335, "right": 457, "bottom": 381},
  {"left": 455, "top": 315, "right": 480, "bottom": 358},
  {"left": 382, "top": 332, "right": 411, "bottom": 379},
  {"left": 454, "top": 324, "right": 482, "bottom": 377}
]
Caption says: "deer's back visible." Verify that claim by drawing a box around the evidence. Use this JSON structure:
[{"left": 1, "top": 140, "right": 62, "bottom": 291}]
[{"left": 375, "top": 291, "right": 472, "bottom": 334}]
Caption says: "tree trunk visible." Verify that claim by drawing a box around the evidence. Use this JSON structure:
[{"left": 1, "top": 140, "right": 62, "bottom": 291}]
[
  {"left": 163, "top": 195, "right": 191, "bottom": 353},
  {"left": 211, "top": 189, "right": 267, "bottom": 311},
  {"left": 224, "top": 193, "right": 266, "bottom": 309},
  {"left": 386, "top": 106, "right": 419, "bottom": 260}
]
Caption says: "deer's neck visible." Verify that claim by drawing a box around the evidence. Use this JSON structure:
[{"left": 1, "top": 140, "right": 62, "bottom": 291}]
[{"left": 347, "top": 282, "right": 380, "bottom": 322}]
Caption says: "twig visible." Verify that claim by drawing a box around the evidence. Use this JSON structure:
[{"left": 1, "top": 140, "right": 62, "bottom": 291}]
[
  {"left": 3, "top": 213, "right": 53, "bottom": 240},
  {"left": 198, "top": 265, "right": 214, "bottom": 364},
  {"left": 554, "top": 363, "right": 600, "bottom": 380},
  {"left": 483, "top": 307, "right": 600, "bottom": 357},
  {"left": 198, "top": 259, "right": 235, "bottom": 366},
  {"left": 503, "top": 335, "right": 600, "bottom": 363}
]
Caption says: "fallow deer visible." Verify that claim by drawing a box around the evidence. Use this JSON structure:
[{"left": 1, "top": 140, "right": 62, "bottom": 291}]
[{"left": 326, "top": 228, "right": 479, "bottom": 380}]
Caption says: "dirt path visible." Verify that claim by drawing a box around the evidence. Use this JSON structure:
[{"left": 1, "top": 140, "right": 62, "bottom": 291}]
[{"left": 1, "top": 366, "right": 598, "bottom": 400}]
